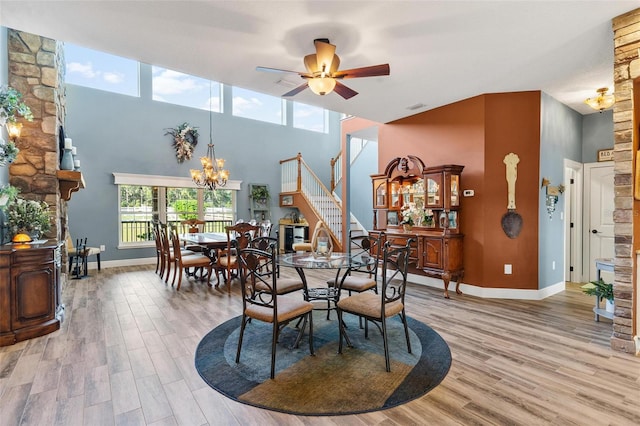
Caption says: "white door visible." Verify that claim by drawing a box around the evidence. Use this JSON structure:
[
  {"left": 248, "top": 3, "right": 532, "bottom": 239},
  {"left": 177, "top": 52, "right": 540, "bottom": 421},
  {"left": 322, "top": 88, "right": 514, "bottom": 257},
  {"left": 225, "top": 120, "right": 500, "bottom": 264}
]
[{"left": 584, "top": 163, "right": 614, "bottom": 283}]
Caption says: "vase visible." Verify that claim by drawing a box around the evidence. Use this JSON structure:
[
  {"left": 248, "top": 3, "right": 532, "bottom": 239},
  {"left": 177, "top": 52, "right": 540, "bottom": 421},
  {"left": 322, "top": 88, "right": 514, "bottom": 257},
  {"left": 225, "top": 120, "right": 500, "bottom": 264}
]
[
  {"left": 403, "top": 224, "right": 413, "bottom": 232},
  {"left": 61, "top": 148, "right": 74, "bottom": 170},
  {"left": 605, "top": 299, "right": 614, "bottom": 313}
]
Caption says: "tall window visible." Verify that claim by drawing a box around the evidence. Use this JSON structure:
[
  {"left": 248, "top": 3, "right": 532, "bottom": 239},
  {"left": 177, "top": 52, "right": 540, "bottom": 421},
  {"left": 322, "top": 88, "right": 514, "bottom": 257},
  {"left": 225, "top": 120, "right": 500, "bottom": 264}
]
[
  {"left": 293, "top": 102, "right": 327, "bottom": 133},
  {"left": 118, "top": 184, "right": 236, "bottom": 246},
  {"left": 152, "top": 66, "right": 222, "bottom": 112},
  {"left": 64, "top": 43, "right": 140, "bottom": 96},
  {"left": 232, "top": 87, "right": 285, "bottom": 125}
]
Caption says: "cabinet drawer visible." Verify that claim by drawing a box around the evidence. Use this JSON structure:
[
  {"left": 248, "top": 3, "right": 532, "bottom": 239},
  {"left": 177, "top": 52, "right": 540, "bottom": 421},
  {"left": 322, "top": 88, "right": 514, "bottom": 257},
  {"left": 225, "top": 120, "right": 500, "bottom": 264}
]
[{"left": 422, "top": 238, "right": 443, "bottom": 269}]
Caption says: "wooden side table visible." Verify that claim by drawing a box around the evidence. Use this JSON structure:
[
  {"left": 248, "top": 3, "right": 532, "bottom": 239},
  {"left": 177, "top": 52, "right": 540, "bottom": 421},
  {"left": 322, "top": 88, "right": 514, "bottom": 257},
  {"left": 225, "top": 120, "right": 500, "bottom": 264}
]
[{"left": 594, "top": 258, "right": 614, "bottom": 321}]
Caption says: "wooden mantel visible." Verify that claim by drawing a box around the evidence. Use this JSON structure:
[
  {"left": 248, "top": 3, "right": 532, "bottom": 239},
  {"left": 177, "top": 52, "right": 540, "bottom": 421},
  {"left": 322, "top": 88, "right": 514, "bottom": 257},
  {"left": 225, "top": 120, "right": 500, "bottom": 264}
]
[{"left": 57, "top": 170, "right": 85, "bottom": 201}]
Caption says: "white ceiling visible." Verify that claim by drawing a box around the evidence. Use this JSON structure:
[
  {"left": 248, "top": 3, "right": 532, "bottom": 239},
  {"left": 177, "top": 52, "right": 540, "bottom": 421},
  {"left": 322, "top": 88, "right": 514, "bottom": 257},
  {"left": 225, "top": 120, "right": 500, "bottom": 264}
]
[{"left": 1, "top": 1, "right": 638, "bottom": 123}]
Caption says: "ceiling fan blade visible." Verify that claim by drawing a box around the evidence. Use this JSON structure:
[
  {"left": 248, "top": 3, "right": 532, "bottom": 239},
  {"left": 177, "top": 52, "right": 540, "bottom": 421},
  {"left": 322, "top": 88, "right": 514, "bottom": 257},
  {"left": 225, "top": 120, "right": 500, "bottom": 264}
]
[
  {"left": 314, "top": 39, "right": 336, "bottom": 74},
  {"left": 282, "top": 82, "right": 309, "bottom": 97},
  {"left": 332, "top": 64, "right": 390, "bottom": 79},
  {"left": 256, "top": 66, "right": 304, "bottom": 75},
  {"left": 304, "top": 54, "right": 318, "bottom": 74},
  {"left": 333, "top": 81, "right": 358, "bottom": 99}
]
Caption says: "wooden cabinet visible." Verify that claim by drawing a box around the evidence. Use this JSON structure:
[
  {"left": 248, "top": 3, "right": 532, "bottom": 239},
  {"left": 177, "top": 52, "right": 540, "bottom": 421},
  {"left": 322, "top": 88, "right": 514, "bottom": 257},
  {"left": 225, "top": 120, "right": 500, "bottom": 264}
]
[
  {"left": 0, "top": 242, "right": 63, "bottom": 346},
  {"left": 370, "top": 157, "right": 465, "bottom": 298}
]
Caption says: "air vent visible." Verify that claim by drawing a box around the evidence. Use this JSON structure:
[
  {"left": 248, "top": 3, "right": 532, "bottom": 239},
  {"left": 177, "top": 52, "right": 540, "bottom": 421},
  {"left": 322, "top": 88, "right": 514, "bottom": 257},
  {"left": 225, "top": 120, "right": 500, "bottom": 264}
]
[
  {"left": 406, "top": 103, "right": 426, "bottom": 111},
  {"left": 276, "top": 79, "right": 298, "bottom": 88}
]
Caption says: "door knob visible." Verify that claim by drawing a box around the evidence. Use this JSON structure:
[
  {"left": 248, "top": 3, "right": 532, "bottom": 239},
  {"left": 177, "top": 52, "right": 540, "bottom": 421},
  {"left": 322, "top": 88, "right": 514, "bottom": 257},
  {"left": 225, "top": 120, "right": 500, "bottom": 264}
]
[{"left": 591, "top": 229, "right": 599, "bottom": 234}]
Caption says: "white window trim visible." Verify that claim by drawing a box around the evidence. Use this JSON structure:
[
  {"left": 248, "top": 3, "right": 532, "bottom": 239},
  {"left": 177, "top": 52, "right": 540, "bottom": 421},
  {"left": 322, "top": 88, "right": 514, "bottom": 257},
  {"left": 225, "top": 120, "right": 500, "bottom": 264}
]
[{"left": 113, "top": 172, "right": 242, "bottom": 190}]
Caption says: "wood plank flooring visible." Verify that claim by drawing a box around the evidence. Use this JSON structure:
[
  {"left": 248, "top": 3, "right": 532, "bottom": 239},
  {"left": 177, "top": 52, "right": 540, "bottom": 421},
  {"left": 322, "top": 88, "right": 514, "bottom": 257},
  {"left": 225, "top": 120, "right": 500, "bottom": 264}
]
[{"left": 0, "top": 265, "right": 638, "bottom": 425}]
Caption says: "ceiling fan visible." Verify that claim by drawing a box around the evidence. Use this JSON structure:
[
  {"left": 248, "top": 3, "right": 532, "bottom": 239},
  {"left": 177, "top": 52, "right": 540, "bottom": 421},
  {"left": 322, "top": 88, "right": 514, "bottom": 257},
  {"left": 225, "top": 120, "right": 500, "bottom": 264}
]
[{"left": 256, "top": 38, "right": 390, "bottom": 99}]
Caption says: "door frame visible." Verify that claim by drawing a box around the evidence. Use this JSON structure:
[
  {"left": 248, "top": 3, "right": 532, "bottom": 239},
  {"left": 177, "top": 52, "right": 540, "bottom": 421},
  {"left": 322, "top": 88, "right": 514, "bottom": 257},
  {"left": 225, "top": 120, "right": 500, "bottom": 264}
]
[
  {"left": 582, "top": 161, "right": 615, "bottom": 282},
  {"left": 564, "top": 159, "right": 583, "bottom": 283}
]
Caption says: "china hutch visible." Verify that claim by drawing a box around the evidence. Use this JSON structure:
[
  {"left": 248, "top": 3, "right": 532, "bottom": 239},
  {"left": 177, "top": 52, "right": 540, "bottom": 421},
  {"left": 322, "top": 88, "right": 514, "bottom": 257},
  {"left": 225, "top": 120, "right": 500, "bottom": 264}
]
[{"left": 370, "top": 156, "right": 464, "bottom": 298}]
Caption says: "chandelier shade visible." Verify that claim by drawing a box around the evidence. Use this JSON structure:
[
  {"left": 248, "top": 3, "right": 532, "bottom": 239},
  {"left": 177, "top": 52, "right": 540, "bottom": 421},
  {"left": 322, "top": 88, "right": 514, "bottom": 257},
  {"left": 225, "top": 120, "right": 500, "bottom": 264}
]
[{"left": 584, "top": 87, "right": 615, "bottom": 112}]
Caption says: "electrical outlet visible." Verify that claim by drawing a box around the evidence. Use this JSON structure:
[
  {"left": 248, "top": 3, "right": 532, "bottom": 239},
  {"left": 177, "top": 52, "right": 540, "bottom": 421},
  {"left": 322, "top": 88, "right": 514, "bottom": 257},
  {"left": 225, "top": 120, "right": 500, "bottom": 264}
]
[
  {"left": 100, "top": 245, "right": 105, "bottom": 252},
  {"left": 504, "top": 264, "right": 512, "bottom": 274},
  {"left": 463, "top": 189, "right": 474, "bottom": 197}
]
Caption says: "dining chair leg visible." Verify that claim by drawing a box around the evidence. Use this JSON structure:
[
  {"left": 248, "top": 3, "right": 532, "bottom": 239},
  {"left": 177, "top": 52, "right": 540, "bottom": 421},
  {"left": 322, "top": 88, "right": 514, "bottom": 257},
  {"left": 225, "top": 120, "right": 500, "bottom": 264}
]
[
  {"left": 337, "top": 310, "right": 345, "bottom": 354},
  {"left": 235, "top": 315, "right": 248, "bottom": 364},
  {"left": 164, "top": 257, "right": 172, "bottom": 283},
  {"left": 381, "top": 317, "right": 390, "bottom": 372},
  {"left": 271, "top": 321, "right": 278, "bottom": 379},
  {"left": 175, "top": 263, "right": 183, "bottom": 290},
  {"left": 401, "top": 311, "right": 412, "bottom": 353}
]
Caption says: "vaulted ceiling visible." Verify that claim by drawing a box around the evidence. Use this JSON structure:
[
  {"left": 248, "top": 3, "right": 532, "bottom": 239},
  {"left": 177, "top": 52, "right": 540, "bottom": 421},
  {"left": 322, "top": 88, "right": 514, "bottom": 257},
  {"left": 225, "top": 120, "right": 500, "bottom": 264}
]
[{"left": 1, "top": 1, "right": 637, "bottom": 123}]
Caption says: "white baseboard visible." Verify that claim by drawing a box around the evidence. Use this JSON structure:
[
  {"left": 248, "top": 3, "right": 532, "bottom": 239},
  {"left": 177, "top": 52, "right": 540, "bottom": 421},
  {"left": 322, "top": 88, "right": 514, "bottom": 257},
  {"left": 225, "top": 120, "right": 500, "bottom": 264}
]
[
  {"left": 83, "top": 259, "right": 565, "bottom": 300},
  {"left": 407, "top": 273, "right": 566, "bottom": 300}
]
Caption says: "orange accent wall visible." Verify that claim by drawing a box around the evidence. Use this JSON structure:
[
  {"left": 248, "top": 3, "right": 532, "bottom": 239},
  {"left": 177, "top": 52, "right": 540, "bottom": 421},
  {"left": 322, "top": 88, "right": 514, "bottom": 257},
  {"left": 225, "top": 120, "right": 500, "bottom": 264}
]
[{"left": 348, "top": 92, "right": 542, "bottom": 289}]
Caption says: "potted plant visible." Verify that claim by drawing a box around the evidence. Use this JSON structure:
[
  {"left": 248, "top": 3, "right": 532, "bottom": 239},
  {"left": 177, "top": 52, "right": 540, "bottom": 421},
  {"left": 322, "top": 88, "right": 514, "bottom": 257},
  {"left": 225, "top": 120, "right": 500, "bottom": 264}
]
[
  {"left": 5, "top": 196, "right": 52, "bottom": 242},
  {"left": 581, "top": 278, "right": 614, "bottom": 312},
  {"left": 250, "top": 185, "right": 270, "bottom": 201}
]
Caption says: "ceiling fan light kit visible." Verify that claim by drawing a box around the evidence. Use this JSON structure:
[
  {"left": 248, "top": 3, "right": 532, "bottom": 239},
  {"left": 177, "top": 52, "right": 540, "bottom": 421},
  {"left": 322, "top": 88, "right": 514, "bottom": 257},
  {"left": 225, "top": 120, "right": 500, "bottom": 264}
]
[
  {"left": 584, "top": 87, "right": 615, "bottom": 112},
  {"left": 257, "top": 38, "right": 390, "bottom": 99}
]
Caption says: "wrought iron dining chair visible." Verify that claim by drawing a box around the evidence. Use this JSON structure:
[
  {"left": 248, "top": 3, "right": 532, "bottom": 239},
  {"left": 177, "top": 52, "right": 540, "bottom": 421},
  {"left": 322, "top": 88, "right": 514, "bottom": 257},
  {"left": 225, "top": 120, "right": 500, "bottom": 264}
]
[
  {"left": 217, "top": 222, "right": 261, "bottom": 294},
  {"left": 169, "top": 227, "right": 213, "bottom": 290},
  {"left": 249, "top": 237, "right": 303, "bottom": 294},
  {"left": 236, "top": 245, "right": 314, "bottom": 379},
  {"left": 326, "top": 231, "right": 383, "bottom": 295},
  {"left": 336, "top": 240, "right": 413, "bottom": 372}
]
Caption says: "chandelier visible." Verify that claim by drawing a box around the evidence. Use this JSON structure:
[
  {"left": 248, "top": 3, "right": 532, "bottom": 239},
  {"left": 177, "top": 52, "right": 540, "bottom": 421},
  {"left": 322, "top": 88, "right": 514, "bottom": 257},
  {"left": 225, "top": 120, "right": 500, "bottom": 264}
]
[
  {"left": 190, "top": 85, "right": 229, "bottom": 190},
  {"left": 584, "top": 87, "right": 615, "bottom": 112}
]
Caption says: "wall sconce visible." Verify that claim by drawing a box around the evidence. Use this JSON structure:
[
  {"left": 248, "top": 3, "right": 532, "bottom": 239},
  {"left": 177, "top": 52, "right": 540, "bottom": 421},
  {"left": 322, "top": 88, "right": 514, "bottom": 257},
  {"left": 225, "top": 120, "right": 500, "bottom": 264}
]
[
  {"left": 541, "top": 178, "right": 565, "bottom": 219},
  {"left": 6, "top": 122, "right": 22, "bottom": 142}
]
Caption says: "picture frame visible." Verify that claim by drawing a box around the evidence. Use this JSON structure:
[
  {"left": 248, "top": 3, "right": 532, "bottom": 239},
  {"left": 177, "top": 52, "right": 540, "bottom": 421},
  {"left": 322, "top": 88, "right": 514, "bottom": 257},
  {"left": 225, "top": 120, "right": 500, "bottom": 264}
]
[
  {"left": 387, "top": 210, "right": 399, "bottom": 226},
  {"left": 280, "top": 194, "right": 293, "bottom": 206}
]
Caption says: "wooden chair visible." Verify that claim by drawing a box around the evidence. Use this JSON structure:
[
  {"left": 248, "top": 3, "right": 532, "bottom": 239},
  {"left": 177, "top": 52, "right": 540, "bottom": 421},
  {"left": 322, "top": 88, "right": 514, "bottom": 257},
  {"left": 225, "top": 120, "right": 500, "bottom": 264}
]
[
  {"left": 217, "top": 222, "right": 261, "bottom": 294},
  {"left": 152, "top": 221, "right": 163, "bottom": 274},
  {"left": 336, "top": 240, "right": 413, "bottom": 372},
  {"left": 159, "top": 223, "right": 196, "bottom": 283},
  {"left": 180, "top": 219, "right": 207, "bottom": 252},
  {"left": 169, "top": 227, "right": 213, "bottom": 290},
  {"left": 236, "top": 245, "right": 314, "bottom": 379}
]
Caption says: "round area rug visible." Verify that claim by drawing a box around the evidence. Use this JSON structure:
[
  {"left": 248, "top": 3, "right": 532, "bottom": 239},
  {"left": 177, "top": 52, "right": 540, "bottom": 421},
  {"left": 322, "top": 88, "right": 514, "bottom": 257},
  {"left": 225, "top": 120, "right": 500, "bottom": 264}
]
[{"left": 195, "top": 310, "right": 451, "bottom": 416}]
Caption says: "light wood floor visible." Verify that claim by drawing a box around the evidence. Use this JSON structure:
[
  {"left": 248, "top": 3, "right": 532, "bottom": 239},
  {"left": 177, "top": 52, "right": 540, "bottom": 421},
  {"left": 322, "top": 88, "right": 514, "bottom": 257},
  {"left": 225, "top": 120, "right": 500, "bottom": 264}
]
[{"left": 0, "top": 265, "right": 639, "bottom": 426}]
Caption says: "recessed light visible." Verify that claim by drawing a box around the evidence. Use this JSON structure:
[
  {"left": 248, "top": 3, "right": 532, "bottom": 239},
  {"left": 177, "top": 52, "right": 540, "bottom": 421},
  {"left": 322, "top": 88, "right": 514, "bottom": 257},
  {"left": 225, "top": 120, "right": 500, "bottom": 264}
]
[{"left": 406, "top": 103, "right": 426, "bottom": 111}]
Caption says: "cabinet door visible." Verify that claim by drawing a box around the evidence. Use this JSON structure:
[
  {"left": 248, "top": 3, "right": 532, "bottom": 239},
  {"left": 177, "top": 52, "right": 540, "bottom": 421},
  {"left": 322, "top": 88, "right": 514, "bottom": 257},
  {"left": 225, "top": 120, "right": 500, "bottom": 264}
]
[
  {"left": 390, "top": 182, "right": 401, "bottom": 208},
  {"left": 422, "top": 237, "right": 443, "bottom": 269},
  {"left": 450, "top": 175, "right": 460, "bottom": 207},
  {"left": 372, "top": 178, "right": 388, "bottom": 208},
  {"left": 11, "top": 262, "right": 55, "bottom": 329},
  {"left": 424, "top": 173, "right": 443, "bottom": 208}
]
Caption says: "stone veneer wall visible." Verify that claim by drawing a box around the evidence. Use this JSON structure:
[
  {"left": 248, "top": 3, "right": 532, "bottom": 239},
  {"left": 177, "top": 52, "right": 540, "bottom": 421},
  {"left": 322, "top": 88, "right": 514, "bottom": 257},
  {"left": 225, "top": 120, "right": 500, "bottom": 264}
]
[
  {"left": 612, "top": 9, "right": 639, "bottom": 354},
  {"left": 7, "top": 29, "right": 64, "bottom": 242}
]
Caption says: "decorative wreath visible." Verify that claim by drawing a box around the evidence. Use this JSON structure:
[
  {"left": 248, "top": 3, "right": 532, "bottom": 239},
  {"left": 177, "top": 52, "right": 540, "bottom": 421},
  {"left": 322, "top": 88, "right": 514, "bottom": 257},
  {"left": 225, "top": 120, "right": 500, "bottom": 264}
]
[{"left": 165, "top": 122, "right": 198, "bottom": 163}]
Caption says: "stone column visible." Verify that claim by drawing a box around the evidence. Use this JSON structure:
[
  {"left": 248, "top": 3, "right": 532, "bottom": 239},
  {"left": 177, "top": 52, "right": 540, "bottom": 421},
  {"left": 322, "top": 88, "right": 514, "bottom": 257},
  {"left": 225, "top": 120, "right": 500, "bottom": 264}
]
[
  {"left": 612, "top": 9, "right": 639, "bottom": 354},
  {"left": 7, "top": 29, "right": 64, "bottom": 242}
]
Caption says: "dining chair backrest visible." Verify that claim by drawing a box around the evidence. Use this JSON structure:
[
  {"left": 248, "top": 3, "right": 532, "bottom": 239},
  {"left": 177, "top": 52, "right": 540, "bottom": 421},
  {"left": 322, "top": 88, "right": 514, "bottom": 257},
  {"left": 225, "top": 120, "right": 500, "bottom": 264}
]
[
  {"left": 181, "top": 219, "right": 205, "bottom": 234},
  {"left": 225, "top": 222, "right": 262, "bottom": 251},
  {"left": 348, "top": 232, "right": 383, "bottom": 279},
  {"left": 380, "top": 240, "right": 412, "bottom": 316},
  {"left": 238, "top": 246, "right": 277, "bottom": 310}
]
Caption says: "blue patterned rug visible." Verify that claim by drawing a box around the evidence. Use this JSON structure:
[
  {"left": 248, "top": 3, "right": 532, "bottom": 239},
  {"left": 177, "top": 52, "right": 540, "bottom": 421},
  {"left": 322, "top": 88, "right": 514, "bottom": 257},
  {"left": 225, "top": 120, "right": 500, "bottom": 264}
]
[{"left": 195, "top": 310, "right": 451, "bottom": 416}]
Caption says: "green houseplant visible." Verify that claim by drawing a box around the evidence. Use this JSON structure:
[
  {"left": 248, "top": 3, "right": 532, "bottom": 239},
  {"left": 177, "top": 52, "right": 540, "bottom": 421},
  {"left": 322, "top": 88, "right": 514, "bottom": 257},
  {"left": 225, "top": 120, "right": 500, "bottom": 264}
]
[
  {"left": 250, "top": 185, "right": 270, "bottom": 201},
  {"left": 0, "top": 183, "right": 19, "bottom": 209},
  {"left": 5, "top": 197, "right": 52, "bottom": 241},
  {"left": 581, "top": 278, "right": 614, "bottom": 303}
]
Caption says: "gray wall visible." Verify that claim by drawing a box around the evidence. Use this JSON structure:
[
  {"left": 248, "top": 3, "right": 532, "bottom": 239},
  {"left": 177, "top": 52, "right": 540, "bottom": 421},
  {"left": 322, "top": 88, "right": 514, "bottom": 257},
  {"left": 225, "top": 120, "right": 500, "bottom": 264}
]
[
  {"left": 349, "top": 141, "right": 377, "bottom": 230},
  {"left": 582, "top": 110, "right": 614, "bottom": 162},
  {"left": 538, "top": 92, "right": 582, "bottom": 288},
  {"left": 66, "top": 63, "right": 341, "bottom": 262}
]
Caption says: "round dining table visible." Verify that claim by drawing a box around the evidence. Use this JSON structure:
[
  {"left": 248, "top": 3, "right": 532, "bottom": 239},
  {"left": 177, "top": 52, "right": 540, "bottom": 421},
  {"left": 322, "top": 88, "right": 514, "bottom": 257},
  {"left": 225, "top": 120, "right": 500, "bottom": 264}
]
[{"left": 277, "top": 252, "right": 374, "bottom": 320}]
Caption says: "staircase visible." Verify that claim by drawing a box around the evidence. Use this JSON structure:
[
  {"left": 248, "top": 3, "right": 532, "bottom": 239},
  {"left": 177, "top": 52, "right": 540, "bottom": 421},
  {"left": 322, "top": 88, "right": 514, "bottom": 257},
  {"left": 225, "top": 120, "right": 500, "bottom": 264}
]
[{"left": 280, "top": 153, "right": 343, "bottom": 249}]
